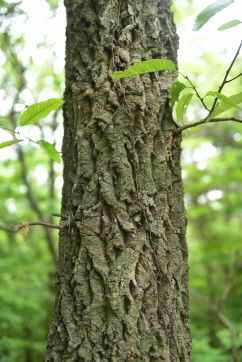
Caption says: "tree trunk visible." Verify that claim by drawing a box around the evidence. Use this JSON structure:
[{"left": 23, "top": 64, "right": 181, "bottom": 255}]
[{"left": 45, "top": 0, "right": 192, "bottom": 361}]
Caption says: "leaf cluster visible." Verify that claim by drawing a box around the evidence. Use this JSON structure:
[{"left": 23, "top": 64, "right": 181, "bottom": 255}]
[
  {"left": 112, "top": 0, "right": 242, "bottom": 128},
  {"left": 0, "top": 98, "right": 64, "bottom": 163},
  {"left": 113, "top": 58, "right": 242, "bottom": 127}
]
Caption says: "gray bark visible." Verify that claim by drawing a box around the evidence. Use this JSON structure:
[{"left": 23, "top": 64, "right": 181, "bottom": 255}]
[{"left": 45, "top": 0, "right": 192, "bottom": 361}]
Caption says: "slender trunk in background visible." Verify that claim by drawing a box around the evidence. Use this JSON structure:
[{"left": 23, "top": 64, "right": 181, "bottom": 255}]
[{"left": 45, "top": 0, "right": 192, "bottom": 360}]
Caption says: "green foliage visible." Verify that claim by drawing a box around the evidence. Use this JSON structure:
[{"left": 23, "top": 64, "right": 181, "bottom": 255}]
[
  {"left": 0, "top": 238, "right": 55, "bottom": 362},
  {"left": 0, "top": 139, "right": 24, "bottom": 149},
  {"left": 205, "top": 91, "right": 241, "bottom": 110},
  {"left": 192, "top": 0, "right": 234, "bottom": 31},
  {"left": 206, "top": 91, "right": 242, "bottom": 122},
  {"left": 183, "top": 129, "right": 242, "bottom": 361},
  {"left": 20, "top": 98, "right": 64, "bottom": 127},
  {"left": 170, "top": 82, "right": 187, "bottom": 108},
  {"left": 171, "top": 0, "right": 197, "bottom": 25},
  {"left": 44, "top": 0, "right": 60, "bottom": 9},
  {"left": 0, "top": 147, "right": 61, "bottom": 362},
  {"left": 37, "top": 140, "right": 61, "bottom": 164},
  {"left": 1, "top": 98, "right": 63, "bottom": 162},
  {"left": 170, "top": 2, "right": 242, "bottom": 360},
  {"left": 175, "top": 93, "right": 193, "bottom": 125},
  {"left": 113, "top": 51, "right": 242, "bottom": 126},
  {"left": 112, "top": 59, "right": 176, "bottom": 78},
  {"left": 218, "top": 19, "right": 242, "bottom": 30},
  {"left": 179, "top": 34, "right": 242, "bottom": 357},
  {"left": 0, "top": 2, "right": 63, "bottom": 359},
  {"left": 112, "top": 58, "right": 220, "bottom": 126}
]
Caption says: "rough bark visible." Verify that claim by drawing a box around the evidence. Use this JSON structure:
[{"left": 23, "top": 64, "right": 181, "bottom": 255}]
[{"left": 45, "top": 0, "right": 192, "bottom": 361}]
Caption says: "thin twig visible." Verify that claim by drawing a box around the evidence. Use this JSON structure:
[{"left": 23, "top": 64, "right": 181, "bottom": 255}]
[
  {"left": 52, "top": 213, "right": 69, "bottom": 219},
  {"left": 0, "top": 120, "right": 38, "bottom": 145},
  {"left": 208, "top": 40, "right": 242, "bottom": 116},
  {"left": 225, "top": 72, "right": 242, "bottom": 84},
  {"left": 175, "top": 117, "right": 242, "bottom": 133},
  {"left": 184, "top": 75, "right": 210, "bottom": 111},
  {"left": 0, "top": 221, "right": 68, "bottom": 233}
]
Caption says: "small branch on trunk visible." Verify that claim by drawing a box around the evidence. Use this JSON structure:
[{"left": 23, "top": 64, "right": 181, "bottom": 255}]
[
  {"left": 175, "top": 117, "right": 242, "bottom": 133},
  {"left": 0, "top": 220, "right": 68, "bottom": 233}
]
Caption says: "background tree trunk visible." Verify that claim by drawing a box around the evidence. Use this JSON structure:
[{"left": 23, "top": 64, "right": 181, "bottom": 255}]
[{"left": 45, "top": 0, "right": 192, "bottom": 361}]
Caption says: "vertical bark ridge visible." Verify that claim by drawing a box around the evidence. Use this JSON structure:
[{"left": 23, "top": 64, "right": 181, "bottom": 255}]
[{"left": 45, "top": 0, "right": 191, "bottom": 361}]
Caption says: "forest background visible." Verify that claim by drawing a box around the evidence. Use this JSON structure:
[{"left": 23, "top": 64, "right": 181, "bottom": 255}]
[{"left": 0, "top": 0, "right": 242, "bottom": 361}]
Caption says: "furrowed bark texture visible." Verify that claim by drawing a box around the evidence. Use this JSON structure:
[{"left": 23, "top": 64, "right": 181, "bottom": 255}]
[{"left": 45, "top": 0, "right": 192, "bottom": 361}]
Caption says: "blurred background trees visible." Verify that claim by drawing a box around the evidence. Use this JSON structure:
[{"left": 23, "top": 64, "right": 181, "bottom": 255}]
[
  {"left": 0, "top": 0, "right": 63, "bottom": 360},
  {"left": 0, "top": 0, "right": 241, "bottom": 361}
]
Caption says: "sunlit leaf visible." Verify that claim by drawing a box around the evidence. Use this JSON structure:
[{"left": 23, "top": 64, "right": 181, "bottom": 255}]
[
  {"left": 112, "top": 59, "right": 176, "bottom": 79},
  {"left": 193, "top": 0, "right": 234, "bottom": 31},
  {"left": 206, "top": 91, "right": 241, "bottom": 110},
  {"left": 218, "top": 19, "right": 242, "bottom": 30},
  {"left": 0, "top": 139, "right": 24, "bottom": 149},
  {"left": 20, "top": 98, "right": 64, "bottom": 126},
  {"left": 37, "top": 140, "right": 61, "bottom": 164},
  {"left": 170, "top": 82, "right": 186, "bottom": 108},
  {"left": 176, "top": 93, "right": 193, "bottom": 125},
  {"left": 206, "top": 91, "right": 242, "bottom": 122}
]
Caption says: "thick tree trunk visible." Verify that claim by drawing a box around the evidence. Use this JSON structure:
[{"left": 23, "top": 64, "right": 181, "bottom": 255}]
[{"left": 45, "top": 0, "right": 191, "bottom": 361}]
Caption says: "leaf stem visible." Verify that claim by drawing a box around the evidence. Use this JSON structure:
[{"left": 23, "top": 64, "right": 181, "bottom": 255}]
[
  {"left": 179, "top": 72, "right": 209, "bottom": 111},
  {"left": 0, "top": 124, "right": 38, "bottom": 145},
  {"left": 0, "top": 220, "right": 67, "bottom": 233},
  {"left": 224, "top": 72, "right": 242, "bottom": 84}
]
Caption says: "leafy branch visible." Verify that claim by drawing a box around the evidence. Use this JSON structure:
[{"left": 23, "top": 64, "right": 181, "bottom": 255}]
[
  {"left": 0, "top": 221, "right": 65, "bottom": 233},
  {"left": 112, "top": 0, "right": 242, "bottom": 131},
  {"left": 208, "top": 40, "right": 242, "bottom": 117},
  {"left": 192, "top": 0, "right": 234, "bottom": 31},
  {"left": 112, "top": 51, "right": 242, "bottom": 130},
  {"left": 0, "top": 98, "right": 64, "bottom": 163}
]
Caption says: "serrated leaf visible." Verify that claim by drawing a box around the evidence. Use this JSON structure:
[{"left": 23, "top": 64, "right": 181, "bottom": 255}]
[
  {"left": 206, "top": 91, "right": 242, "bottom": 123},
  {"left": 20, "top": 98, "right": 64, "bottom": 126},
  {"left": 218, "top": 19, "right": 242, "bottom": 30},
  {"left": 176, "top": 93, "right": 193, "bottom": 126},
  {"left": 170, "top": 82, "right": 186, "bottom": 108},
  {"left": 206, "top": 91, "right": 241, "bottom": 110},
  {"left": 193, "top": 0, "right": 234, "bottom": 31},
  {"left": 0, "top": 139, "right": 24, "bottom": 149},
  {"left": 112, "top": 59, "right": 176, "bottom": 79},
  {"left": 37, "top": 140, "right": 61, "bottom": 164}
]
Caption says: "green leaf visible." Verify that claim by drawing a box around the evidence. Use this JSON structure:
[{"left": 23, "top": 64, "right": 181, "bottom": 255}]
[
  {"left": 193, "top": 0, "right": 234, "bottom": 31},
  {"left": 206, "top": 91, "right": 242, "bottom": 123},
  {"left": 112, "top": 59, "right": 176, "bottom": 79},
  {"left": 37, "top": 140, "right": 61, "bottom": 164},
  {"left": 176, "top": 93, "right": 193, "bottom": 125},
  {"left": 206, "top": 91, "right": 241, "bottom": 110},
  {"left": 20, "top": 98, "right": 64, "bottom": 126},
  {"left": 170, "top": 82, "right": 186, "bottom": 108},
  {"left": 0, "top": 139, "right": 24, "bottom": 149},
  {"left": 218, "top": 19, "right": 242, "bottom": 30}
]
